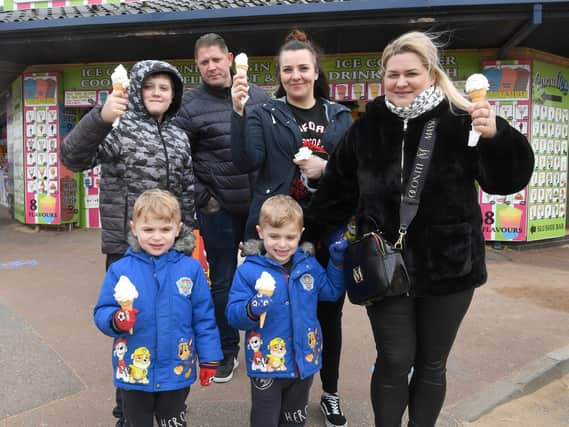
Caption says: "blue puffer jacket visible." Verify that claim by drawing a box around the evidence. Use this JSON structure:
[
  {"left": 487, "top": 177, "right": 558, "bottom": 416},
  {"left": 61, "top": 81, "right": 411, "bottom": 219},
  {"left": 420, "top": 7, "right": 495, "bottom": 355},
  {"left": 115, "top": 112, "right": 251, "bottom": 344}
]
[
  {"left": 94, "top": 238, "right": 222, "bottom": 392},
  {"left": 226, "top": 248, "right": 344, "bottom": 379},
  {"left": 231, "top": 97, "right": 352, "bottom": 239}
]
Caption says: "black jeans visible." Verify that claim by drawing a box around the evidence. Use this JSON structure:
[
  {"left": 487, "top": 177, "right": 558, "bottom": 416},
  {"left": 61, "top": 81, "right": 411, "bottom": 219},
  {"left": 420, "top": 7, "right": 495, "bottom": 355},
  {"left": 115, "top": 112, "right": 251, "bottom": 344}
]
[
  {"left": 197, "top": 209, "right": 245, "bottom": 359},
  {"left": 121, "top": 387, "right": 190, "bottom": 427},
  {"left": 366, "top": 289, "right": 474, "bottom": 427},
  {"left": 314, "top": 245, "right": 345, "bottom": 395},
  {"left": 250, "top": 376, "right": 314, "bottom": 427}
]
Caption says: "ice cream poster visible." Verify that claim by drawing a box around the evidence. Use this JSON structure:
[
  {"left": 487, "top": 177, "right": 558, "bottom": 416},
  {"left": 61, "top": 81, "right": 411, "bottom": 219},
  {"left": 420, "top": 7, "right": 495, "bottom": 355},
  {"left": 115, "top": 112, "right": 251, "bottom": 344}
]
[{"left": 526, "top": 59, "right": 569, "bottom": 241}]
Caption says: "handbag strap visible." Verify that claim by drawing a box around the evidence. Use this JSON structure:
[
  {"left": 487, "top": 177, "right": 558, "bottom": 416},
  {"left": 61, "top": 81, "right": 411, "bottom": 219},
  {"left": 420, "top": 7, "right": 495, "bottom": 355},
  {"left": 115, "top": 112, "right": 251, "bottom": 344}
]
[{"left": 395, "top": 118, "right": 439, "bottom": 249}]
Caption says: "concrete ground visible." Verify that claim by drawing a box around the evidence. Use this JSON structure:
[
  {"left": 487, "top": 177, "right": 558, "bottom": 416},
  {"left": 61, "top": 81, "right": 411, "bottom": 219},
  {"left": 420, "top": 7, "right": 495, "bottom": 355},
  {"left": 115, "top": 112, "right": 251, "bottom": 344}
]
[{"left": 0, "top": 206, "right": 568, "bottom": 427}]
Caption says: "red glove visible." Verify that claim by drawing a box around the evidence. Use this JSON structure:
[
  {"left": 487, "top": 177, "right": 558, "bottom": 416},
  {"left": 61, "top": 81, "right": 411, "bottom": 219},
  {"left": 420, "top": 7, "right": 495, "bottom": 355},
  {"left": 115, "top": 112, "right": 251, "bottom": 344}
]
[
  {"left": 113, "top": 308, "right": 138, "bottom": 333},
  {"left": 199, "top": 362, "right": 219, "bottom": 386}
]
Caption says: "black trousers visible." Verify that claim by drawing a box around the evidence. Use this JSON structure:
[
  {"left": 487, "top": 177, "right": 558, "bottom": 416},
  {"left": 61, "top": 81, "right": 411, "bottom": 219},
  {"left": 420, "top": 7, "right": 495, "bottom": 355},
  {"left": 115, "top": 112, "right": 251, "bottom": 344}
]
[
  {"left": 366, "top": 288, "right": 474, "bottom": 427},
  {"left": 315, "top": 246, "right": 345, "bottom": 395},
  {"left": 121, "top": 387, "right": 190, "bottom": 427},
  {"left": 250, "top": 376, "right": 314, "bottom": 427}
]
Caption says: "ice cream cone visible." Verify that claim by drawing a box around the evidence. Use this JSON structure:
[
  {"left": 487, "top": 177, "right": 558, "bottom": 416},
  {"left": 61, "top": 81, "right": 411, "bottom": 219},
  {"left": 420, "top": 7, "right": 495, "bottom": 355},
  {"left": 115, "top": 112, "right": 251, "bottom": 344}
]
[
  {"left": 119, "top": 300, "right": 135, "bottom": 334},
  {"left": 236, "top": 64, "right": 249, "bottom": 74},
  {"left": 468, "top": 88, "right": 487, "bottom": 103},
  {"left": 113, "top": 83, "right": 126, "bottom": 92},
  {"left": 258, "top": 289, "right": 274, "bottom": 328}
]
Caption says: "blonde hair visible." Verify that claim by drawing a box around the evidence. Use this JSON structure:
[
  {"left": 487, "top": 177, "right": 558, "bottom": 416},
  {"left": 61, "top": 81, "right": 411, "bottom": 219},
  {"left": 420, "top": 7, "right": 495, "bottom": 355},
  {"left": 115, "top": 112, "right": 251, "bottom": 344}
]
[
  {"left": 381, "top": 31, "right": 470, "bottom": 111},
  {"left": 259, "top": 195, "right": 304, "bottom": 229},
  {"left": 132, "top": 188, "right": 181, "bottom": 224}
]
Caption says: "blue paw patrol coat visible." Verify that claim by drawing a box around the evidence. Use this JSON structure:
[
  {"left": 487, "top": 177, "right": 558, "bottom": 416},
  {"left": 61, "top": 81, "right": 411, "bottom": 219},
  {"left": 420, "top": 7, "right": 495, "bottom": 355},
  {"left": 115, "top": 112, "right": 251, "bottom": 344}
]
[
  {"left": 226, "top": 248, "right": 344, "bottom": 379},
  {"left": 94, "top": 230, "right": 222, "bottom": 392}
]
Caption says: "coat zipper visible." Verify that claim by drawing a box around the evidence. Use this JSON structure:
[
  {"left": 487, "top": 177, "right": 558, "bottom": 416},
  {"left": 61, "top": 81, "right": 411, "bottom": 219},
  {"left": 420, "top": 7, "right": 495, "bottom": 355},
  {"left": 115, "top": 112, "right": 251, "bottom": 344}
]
[
  {"left": 400, "top": 119, "right": 408, "bottom": 189},
  {"left": 157, "top": 124, "right": 170, "bottom": 189}
]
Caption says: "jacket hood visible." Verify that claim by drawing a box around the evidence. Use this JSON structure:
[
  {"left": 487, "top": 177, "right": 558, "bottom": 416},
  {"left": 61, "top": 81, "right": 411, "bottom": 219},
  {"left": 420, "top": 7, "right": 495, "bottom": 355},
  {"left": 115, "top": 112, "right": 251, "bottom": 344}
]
[
  {"left": 127, "top": 224, "right": 196, "bottom": 256},
  {"left": 128, "top": 60, "right": 184, "bottom": 121},
  {"left": 242, "top": 238, "right": 315, "bottom": 257}
]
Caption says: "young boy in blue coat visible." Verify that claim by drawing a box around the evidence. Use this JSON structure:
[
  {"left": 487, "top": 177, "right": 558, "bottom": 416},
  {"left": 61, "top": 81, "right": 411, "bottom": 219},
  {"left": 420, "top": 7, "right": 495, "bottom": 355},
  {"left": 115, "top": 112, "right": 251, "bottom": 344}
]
[
  {"left": 226, "top": 195, "right": 347, "bottom": 427},
  {"left": 94, "top": 189, "right": 223, "bottom": 427}
]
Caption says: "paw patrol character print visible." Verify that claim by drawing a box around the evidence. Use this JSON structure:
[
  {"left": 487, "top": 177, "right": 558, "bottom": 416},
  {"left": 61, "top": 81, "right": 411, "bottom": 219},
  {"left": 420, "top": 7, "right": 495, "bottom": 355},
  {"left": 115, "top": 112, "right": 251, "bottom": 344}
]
[
  {"left": 128, "top": 346, "right": 151, "bottom": 384},
  {"left": 176, "top": 277, "right": 193, "bottom": 297},
  {"left": 113, "top": 337, "right": 130, "bottom": 382},
  {"left": 299, "top": 273, "right": 314, "bottom": 291},
  {"left": 173, "top": 338, "right": 194, "bottom": 378},
  {"left": 305, "top": 327, "right": 322, "bottom": 365},
  {"left": 266, "top": 337, "right": 287, "bottom": 372},
  {"left": 247, "top": 331, "right": 266, "bottom": 372}
]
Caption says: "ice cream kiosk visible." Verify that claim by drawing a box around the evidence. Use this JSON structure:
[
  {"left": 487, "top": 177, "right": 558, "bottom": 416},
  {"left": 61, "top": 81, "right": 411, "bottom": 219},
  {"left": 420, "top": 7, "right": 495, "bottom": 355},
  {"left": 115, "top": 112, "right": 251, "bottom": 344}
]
[{"left": 7, "top": 73, "right": 80, "bottom": 226}]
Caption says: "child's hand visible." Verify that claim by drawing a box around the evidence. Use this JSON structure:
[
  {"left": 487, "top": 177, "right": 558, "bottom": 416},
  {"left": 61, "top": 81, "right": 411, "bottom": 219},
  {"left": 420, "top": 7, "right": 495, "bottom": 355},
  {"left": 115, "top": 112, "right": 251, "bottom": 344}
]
[
  {"left": 113, "top": 308, "right": 138, "bottom": 333},
  {"left": 329, "top": 239, "right": 349, "bottom": 267},
  {"left": 199, "top": 362, "right": 219, "bottom": 386},
  {"left": 248, "top": 293, "right": 272, "bottom": 318}
]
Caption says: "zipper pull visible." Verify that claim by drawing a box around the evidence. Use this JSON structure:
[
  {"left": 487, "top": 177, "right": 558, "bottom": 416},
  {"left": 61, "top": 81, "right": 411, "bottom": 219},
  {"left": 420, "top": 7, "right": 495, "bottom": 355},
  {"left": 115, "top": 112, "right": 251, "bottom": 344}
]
[{"left": 403, "top": 118, "right": 408, "bottom": 132}]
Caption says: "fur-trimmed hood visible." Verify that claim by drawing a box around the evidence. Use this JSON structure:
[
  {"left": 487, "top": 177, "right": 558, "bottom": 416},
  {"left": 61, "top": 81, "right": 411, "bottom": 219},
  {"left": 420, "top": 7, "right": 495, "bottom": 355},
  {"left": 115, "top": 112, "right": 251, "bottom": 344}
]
[
  {"left": 241, "top": 239, "right": 315, "bottom": 257},
  {"left": 127, "top": 224, "right": 196, "bottom": 256}
]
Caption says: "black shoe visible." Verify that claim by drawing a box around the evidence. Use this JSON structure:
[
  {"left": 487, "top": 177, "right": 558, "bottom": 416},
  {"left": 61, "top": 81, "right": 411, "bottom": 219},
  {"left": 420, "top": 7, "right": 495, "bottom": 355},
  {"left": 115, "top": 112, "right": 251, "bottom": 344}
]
[
  {"left": 115, "top": 418, "right": 128, "bottom": 427},
  {"left": 213, "top": 355, "right": 239, "bottom": 383},
  {"left": 320, "top": 393, "right": 347, "bottom": 427}
]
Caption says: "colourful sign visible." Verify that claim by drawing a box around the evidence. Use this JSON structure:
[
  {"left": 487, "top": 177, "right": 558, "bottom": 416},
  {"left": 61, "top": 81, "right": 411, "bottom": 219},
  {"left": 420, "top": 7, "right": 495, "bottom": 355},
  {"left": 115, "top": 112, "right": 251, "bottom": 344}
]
[
  {"left": 4, "top": 0, "right": 137, "bottom": 12},
  {"left": 526, "top": 59, "right": 569, "bottom": 241}
]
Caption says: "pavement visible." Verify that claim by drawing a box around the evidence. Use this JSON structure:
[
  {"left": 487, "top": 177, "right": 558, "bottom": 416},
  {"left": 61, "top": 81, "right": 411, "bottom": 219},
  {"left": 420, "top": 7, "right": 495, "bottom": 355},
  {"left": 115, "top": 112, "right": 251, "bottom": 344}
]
[{"left": 0, "top": 205, "right": 568, "bottom": 427}]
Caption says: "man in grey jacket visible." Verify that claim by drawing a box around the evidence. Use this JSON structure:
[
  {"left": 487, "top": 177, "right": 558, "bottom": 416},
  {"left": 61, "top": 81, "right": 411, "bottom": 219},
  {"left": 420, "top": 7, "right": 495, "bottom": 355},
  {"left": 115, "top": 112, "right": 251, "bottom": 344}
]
[{"left": 175, "top": 33, "right": 269, "bottom": 382}]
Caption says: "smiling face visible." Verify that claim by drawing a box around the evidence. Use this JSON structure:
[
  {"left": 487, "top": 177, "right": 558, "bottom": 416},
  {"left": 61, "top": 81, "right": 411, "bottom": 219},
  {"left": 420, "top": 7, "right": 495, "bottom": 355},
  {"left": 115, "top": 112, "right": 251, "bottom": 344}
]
[
  {"left": 130, "top": 214, "right": 182, "bottom": 257},
  {"left": 384, "top": 52, "right": 434, "bottom": 107},
  {"left": 256, "top": 220, "right": 303, "bottom": 265},
  {"left": 196, "top": 44, "right": 233, "bottom": 88},
  {"left": 142, "top": 73, "right": 173, "bottom": 122},
  {"left": 279, "top": 48, "right": 318, "bottom": 106}
]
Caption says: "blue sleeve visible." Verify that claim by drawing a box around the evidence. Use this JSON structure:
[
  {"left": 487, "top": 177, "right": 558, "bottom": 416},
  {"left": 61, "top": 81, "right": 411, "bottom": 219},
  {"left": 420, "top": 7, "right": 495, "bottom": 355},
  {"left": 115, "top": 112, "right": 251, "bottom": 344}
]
[
  {"left": 226, "top": 265, "right": 258, "bottom": 330},
  {"left": 317, "top": 259, "right": 345, "bottom": 302},
  {"left": 93, "top": 266, "right": 122, "bottom": 337},
  {"left": 190, "top": 264, "right": 224, "bottom": 364}
]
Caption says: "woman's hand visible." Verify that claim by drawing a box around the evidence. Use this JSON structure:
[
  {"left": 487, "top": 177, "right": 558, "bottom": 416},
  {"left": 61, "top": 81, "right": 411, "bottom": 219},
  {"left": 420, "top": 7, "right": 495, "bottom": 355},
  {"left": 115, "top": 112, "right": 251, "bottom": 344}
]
[
  {"left": 467, "top": 100, "right": 497, "bottom": 139},
  {"left": 293, "top": 156, "right": 327, "bottom": 179},
  {"left": 231, "top": 73, "right": 249, "bottom": 116},
  {"left": 100, "top": 89, "right": 128, "bottom": 124}
]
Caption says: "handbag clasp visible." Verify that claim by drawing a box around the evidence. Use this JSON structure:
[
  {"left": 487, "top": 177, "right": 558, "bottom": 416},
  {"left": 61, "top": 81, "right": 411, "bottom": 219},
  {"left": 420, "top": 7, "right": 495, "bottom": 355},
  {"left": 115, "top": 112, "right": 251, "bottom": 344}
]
[{"left": 394, "top": 227, "right": 407, "bottom": 250}]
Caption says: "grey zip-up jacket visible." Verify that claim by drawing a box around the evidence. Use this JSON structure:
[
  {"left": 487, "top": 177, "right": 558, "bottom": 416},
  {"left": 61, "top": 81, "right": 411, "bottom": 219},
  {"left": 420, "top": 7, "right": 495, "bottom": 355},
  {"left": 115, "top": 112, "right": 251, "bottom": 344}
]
[{"left": 61, "top": 60, "right": 195, "bottom": 255}]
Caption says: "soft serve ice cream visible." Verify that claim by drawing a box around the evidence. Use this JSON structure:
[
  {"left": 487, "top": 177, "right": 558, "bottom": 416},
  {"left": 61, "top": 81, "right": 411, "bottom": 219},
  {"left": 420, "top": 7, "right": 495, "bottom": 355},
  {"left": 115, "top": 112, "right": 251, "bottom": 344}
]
[{"left": 254, "top": 271, "right": 276, "bottom": 328}]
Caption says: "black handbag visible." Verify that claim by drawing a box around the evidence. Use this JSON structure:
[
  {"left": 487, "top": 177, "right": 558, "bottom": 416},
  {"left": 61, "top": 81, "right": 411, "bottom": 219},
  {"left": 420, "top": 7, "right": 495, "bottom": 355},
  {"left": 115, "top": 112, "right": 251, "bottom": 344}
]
[{"left": 345, "top": 118, "right": 439, "bottom": 306}]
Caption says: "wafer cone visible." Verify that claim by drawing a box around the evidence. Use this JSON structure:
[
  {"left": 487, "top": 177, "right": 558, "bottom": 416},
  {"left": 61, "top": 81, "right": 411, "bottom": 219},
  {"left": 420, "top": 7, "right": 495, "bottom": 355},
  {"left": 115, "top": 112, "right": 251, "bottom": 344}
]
[
  {"left": 468, "top": 88, "right": 487, "bottom": 103},
  {"left": 258, "top": 289, "right": 274, "bottom": 328},
  {"left": 119, "top": 300, "right": 134, "bottom": 334},
  {"left": 113, "top": 83, "right": 126, "bottom": 92}
]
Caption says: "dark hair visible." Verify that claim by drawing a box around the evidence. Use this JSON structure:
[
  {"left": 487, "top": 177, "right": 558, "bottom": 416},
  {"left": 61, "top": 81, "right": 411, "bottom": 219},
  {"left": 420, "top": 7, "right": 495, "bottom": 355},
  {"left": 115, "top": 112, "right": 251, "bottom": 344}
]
[
  {"left": 274, "top": 29, "right": 330, "bottom": 99},
  {"left": 194, "top": 33, "right": 228, "bottom": 59}
]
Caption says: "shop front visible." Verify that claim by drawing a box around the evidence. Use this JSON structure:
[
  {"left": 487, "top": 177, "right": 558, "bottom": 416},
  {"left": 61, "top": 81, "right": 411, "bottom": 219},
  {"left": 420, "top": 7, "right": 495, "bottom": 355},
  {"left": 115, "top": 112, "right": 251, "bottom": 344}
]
[{"left": 4, "top": 46, "right": 569, "bottom": 243}]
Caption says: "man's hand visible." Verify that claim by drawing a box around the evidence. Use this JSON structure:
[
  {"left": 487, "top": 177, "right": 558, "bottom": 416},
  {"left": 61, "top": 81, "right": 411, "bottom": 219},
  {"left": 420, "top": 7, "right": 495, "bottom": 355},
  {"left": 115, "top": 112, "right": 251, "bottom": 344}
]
[{"left": 100, "top": 89, "right": 129, "bottom": 124}]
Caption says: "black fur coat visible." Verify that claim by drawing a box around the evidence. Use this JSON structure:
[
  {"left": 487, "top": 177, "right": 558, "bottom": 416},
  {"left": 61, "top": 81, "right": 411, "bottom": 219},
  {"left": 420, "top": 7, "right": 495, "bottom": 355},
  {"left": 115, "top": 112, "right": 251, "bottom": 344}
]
[{"left": 306, "top": 97, "right": 534, "bottom": 296}]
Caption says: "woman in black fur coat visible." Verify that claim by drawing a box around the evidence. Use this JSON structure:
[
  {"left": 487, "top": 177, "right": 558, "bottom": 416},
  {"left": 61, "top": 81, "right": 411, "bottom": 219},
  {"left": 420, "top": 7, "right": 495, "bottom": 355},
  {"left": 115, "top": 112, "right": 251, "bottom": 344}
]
[{"left": 305, "top": 32, "right": 534, "bottom": 427}]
